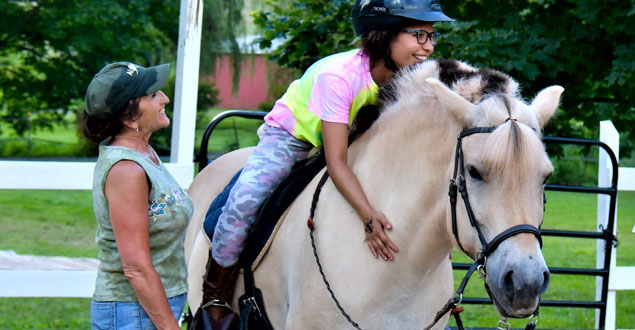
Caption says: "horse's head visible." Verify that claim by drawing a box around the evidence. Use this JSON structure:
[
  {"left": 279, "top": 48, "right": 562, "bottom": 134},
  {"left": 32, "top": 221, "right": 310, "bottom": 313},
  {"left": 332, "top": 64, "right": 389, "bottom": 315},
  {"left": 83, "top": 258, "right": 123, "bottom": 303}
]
[{"left": 426, "top": 76, "right": 564, "bottom": 318}]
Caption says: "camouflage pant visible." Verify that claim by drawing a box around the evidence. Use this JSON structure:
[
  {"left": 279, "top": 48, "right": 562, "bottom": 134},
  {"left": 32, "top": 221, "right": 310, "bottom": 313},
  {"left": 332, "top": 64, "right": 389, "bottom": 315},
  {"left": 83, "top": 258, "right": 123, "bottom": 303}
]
[{"left": 211, "top": 124, "right": 313, "bottom": 267}]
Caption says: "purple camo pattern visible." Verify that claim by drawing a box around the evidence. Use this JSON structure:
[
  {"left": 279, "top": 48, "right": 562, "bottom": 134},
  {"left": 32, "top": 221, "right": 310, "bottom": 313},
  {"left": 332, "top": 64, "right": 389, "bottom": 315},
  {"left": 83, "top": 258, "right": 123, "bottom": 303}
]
[{"left": 211, "top": 124, "right": 313, "bottom": 267}]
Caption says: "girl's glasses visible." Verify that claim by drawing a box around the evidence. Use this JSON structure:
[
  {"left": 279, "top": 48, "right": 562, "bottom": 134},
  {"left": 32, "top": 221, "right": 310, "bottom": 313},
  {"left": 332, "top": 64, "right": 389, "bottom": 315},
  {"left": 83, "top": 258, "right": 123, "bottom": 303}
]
[{"left": 403, "top": 29, "right": 441, "bottom": 46}]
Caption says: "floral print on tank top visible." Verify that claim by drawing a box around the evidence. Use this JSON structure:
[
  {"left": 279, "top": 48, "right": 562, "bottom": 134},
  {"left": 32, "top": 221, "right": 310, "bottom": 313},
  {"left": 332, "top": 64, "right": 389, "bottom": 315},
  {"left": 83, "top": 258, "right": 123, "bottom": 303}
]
[{"left": 149, "top": 187, "right": 189, "bottom": 221}]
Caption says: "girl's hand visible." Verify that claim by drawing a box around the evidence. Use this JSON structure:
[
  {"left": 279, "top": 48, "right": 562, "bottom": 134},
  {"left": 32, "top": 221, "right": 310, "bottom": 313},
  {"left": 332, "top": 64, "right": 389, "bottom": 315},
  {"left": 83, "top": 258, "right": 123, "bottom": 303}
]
[{"left": 363, "top": 210, "right": 399, "bottom": 261}]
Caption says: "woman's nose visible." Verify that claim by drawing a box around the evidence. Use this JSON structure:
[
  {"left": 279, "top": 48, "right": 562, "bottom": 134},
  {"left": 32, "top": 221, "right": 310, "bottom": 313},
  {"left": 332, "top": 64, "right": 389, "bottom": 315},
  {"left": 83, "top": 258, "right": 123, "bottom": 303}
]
[{"left": 159, "top": 90, "right": 170, "bottom": 104}]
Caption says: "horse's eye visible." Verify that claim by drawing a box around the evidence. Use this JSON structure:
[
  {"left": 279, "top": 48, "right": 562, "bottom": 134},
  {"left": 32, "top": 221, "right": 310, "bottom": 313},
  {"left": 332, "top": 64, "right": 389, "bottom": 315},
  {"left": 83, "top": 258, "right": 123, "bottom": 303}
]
[{"left": 468, "top": 166, "right": 483, "bottom": 181}]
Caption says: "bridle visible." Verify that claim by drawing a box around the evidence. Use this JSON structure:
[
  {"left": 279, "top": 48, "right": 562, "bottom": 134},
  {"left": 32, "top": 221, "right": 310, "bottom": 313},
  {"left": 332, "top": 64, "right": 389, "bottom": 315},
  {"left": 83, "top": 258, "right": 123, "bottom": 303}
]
[
  {"left": 306, "top": 121, "right": 545, "bottom": 330},
  {"left": 449, "top": 125, "right": 543, "bottom": 264},
  {"left": 442, "top": 123, "right": 544, "bottom": 330}
]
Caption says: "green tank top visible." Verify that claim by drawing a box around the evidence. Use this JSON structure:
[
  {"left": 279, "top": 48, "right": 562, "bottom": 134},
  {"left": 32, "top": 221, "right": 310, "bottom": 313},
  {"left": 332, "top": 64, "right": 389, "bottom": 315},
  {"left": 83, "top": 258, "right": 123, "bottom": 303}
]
[{"left": 92, "top": 140, "right": 193, "bottom": 301}]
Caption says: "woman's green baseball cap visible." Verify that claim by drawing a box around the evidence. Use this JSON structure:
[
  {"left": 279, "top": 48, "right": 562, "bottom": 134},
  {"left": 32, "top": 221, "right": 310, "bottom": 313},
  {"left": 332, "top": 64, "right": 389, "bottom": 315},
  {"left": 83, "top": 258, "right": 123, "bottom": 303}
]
[{"left": 85, "top": 62, "right": 169, "bottom": 119}]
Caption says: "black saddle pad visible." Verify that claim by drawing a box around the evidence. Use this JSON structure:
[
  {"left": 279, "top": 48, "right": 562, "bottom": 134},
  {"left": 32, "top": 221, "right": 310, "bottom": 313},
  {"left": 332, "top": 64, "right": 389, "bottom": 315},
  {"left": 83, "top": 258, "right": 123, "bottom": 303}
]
[{"left": 203, "top": 152, "right": 326, "bottom": 267}]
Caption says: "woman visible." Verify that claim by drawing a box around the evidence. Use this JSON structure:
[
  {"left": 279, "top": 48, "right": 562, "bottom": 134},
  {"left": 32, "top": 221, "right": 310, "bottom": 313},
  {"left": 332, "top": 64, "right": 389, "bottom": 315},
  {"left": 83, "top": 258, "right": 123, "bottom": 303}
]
[
  {"left": 199, "top": 0, "right": 454, "bottom": 328},
  {"left": 82, "top": 62, "right": 193, "bottom": 330}
]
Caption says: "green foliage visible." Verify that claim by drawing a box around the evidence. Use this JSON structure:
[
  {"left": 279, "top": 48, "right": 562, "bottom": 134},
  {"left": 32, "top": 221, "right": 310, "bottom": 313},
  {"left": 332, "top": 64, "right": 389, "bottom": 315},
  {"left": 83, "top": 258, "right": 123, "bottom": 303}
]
[
  {"left": 0, "top": 0, "right": 227, "bottom": 155},
  {"left": 252, "top": 0, "right": 354, "bottom": 72},
  {"left": 200, "top": 0, "right": 245, "bottom": 91},
  {"left": 0, "top": 0, "right": 180, "bottom": 137},
  {"left": 252, "top": 0, "right": 635, "bottom": 156}
]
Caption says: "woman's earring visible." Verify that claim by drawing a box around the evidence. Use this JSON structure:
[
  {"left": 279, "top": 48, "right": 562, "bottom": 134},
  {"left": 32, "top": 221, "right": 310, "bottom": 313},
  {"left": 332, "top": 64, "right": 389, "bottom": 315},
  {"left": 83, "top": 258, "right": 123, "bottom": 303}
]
[{"left": 136, "top": 127, "right": 139, "bottom": 132}]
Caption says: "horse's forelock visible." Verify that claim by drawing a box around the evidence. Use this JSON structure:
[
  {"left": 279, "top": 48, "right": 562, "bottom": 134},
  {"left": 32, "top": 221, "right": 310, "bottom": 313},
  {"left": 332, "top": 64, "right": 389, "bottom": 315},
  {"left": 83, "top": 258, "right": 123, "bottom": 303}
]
[{"left": 482, "top": 121, "right": 545, "bottom": 186}]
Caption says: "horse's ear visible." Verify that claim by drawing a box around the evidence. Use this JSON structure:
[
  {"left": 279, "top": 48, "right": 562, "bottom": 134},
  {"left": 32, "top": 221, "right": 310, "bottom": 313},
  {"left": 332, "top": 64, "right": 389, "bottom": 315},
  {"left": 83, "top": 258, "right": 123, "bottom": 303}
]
[
  {"left": 531, "top": 85, "right": 564, "bottom": 127},
  {"left": 425, "top": 78, "right": 478, "bottom": 126}
]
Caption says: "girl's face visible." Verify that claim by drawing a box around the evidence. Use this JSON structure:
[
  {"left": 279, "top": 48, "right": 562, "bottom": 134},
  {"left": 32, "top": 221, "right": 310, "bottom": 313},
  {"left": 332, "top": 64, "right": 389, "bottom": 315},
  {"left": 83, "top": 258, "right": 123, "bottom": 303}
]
[
  {"left": 136, "top": 90, "right": 170, "bottom": 133},
  {"left": 389, "top": 23, "right": 435, "bottom": 69}
]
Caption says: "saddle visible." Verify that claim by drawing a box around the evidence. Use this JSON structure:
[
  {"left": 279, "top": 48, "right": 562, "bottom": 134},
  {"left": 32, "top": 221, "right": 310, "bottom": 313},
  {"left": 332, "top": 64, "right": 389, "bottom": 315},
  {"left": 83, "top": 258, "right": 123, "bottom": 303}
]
[{"left": 203, "top": 150, "right": 326, "bottom": 269}]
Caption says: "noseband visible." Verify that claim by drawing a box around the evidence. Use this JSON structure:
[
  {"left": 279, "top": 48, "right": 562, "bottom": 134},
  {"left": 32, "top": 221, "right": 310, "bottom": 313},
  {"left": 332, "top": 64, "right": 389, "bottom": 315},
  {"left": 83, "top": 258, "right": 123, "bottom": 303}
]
[{"left": 449, "top": 126, "right": 543, "bottom": 265}]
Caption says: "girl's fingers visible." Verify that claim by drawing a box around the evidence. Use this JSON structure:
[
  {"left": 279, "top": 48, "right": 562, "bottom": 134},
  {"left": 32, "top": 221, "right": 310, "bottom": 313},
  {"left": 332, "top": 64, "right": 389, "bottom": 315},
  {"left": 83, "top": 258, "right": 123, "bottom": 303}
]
[
  {"left": 367, "top": 240, "right": 377, "bottom": 258},
  {"left": 376, "top": 226, "right": 399, "bottom": 253}
]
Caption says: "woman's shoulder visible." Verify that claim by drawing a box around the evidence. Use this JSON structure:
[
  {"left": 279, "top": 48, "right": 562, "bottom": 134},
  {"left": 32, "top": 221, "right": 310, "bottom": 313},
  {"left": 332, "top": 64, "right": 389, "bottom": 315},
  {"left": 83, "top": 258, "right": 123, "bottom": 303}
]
[{"left": 106, "top": 160, "right": 146, "bottom": 183}]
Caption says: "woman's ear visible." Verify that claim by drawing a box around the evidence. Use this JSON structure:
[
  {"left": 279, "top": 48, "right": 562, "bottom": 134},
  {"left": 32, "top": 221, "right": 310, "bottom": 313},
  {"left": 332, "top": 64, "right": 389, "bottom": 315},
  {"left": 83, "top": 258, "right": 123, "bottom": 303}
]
[{"left": 122, "top": 118, "right": 138, "bottom": 131}]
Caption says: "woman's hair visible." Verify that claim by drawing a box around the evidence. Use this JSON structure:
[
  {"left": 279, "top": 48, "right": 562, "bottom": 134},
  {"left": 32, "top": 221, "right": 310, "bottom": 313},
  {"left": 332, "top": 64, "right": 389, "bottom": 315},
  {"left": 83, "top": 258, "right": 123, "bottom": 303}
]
[
  {"left": 360, "top": 18, "right": 424, "bottom": 71},
  {"left": 80, "top": 98, "right": 141, "bottom": 143}
]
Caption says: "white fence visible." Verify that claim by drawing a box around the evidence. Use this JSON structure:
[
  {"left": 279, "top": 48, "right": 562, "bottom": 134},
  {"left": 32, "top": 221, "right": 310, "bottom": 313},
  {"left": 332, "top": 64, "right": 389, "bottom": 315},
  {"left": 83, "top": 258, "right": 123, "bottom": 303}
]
[
  {"left": 598, "top": 121, "right": 635, "bottom": 330},
  {"left": 0, "top": 0, "right": 203, "bottom": 299}
]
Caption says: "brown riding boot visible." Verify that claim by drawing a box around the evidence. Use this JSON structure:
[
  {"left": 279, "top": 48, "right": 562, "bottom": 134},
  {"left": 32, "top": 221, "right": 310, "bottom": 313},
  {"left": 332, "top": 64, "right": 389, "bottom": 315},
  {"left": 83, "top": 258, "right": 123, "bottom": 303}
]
[{"left": 200, "top": 250, "right": 239, "bottom": 330}]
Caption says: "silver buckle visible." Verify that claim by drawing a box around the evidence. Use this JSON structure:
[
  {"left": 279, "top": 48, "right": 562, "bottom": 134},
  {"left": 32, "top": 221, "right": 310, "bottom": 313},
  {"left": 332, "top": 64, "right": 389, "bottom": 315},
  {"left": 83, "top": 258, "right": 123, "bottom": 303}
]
[
  {"left": 242, "top": 296, "right": 263, "bottom": 317},
  {"left": 497, "top": 318, "right": 511, "bottom": 330}
]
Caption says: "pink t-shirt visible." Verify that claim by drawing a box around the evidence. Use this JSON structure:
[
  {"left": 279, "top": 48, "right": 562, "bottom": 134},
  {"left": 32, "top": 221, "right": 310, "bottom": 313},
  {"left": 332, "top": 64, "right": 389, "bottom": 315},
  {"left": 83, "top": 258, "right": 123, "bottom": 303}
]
[{"left": 264, "top": 49, "right": 379, "bottom": 147}]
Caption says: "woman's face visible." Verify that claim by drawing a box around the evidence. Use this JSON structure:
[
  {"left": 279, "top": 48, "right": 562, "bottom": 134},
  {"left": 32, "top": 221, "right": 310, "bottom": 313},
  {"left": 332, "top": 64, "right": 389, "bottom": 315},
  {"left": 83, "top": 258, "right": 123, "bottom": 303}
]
[
  {"left": 389, "top": 23, "right": 435, "bottom": 69},
  {"left": 136, "top": 90, "right": 170, "bottom": 133}
]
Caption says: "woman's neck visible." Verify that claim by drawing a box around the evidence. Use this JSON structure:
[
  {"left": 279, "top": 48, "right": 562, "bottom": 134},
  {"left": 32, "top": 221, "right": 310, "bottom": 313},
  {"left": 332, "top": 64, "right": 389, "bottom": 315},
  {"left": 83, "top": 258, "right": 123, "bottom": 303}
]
[{"left": 110, "top": 131, "right": 154, "bottom": 156}]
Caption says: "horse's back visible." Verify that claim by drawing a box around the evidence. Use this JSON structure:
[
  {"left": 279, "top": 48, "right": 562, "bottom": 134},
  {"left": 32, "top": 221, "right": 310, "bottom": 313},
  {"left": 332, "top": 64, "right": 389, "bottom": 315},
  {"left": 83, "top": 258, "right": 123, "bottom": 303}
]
[{"left": 185, "top": 147, "right": 254, "bottom": 311}]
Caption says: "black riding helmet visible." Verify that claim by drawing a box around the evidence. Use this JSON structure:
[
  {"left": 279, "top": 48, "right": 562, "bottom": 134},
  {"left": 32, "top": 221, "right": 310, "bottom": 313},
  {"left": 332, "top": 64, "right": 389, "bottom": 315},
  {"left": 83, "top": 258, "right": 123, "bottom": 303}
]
[{"left": 351, "top": 0, "right": 454, "bottom": 37}]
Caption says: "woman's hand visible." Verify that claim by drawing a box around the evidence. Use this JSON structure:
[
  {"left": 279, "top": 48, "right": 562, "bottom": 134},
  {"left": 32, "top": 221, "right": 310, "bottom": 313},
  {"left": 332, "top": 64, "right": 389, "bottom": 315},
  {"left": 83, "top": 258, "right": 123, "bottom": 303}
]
[{"left": 363, "top": 209, "right": 399, "bottom": 261}]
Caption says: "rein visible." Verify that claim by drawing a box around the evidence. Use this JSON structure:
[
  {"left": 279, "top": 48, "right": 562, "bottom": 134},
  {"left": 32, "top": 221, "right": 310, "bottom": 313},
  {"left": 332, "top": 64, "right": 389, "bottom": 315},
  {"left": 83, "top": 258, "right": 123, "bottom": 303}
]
[{"left": 306, "top": 123, "right": 544, "bottom": 330}]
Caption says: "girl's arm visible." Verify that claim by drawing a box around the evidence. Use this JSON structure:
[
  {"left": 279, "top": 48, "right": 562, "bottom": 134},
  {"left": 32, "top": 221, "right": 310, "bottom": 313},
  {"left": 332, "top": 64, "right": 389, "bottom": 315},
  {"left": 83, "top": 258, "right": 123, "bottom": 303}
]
[
  {"left": 322, "top": 120, "right": 399, "bottom": 261},
  {"left": 105, "top": 160, "right": 180, "bottom": 330}
]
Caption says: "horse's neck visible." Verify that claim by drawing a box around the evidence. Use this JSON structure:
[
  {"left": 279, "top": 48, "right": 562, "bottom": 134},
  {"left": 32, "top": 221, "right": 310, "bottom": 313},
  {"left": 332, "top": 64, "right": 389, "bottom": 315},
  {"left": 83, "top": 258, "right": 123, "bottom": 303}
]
[{"left": 348, "top": 103, "right": 459, "bottom": 264}]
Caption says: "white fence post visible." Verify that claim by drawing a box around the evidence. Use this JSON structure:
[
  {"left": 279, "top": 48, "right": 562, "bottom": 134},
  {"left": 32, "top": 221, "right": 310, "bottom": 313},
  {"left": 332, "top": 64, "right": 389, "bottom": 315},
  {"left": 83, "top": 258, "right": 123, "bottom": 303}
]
[{"left": 171, "top": 0, "right": 203, "bottom": 172}]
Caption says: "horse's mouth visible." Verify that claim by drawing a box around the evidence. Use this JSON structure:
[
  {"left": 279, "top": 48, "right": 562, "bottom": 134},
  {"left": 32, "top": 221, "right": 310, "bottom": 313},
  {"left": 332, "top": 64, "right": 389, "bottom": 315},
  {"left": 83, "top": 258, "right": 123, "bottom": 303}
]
[{"left": 489, "top": 290, "right": 539, "bottom": 319}]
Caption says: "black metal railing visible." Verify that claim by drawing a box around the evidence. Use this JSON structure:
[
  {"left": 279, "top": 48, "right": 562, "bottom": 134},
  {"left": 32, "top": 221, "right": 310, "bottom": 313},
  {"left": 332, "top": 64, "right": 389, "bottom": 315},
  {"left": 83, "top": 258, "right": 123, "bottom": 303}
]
[{"left": 194, "top": 110, "right": 268, "bottom": 171}]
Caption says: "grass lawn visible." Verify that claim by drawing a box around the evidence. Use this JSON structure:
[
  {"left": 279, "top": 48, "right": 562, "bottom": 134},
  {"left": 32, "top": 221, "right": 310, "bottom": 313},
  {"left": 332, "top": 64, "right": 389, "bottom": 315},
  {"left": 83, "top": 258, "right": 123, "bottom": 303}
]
[{"left": 0, "top": 119, "right": 86, "bottom": 158}]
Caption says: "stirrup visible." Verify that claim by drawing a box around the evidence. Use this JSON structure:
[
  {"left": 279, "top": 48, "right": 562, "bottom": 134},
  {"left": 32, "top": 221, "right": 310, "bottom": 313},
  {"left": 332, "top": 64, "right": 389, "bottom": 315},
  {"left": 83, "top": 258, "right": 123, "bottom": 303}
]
[{"left": 201, "top": 299, "right": 232, "bottom": 310}]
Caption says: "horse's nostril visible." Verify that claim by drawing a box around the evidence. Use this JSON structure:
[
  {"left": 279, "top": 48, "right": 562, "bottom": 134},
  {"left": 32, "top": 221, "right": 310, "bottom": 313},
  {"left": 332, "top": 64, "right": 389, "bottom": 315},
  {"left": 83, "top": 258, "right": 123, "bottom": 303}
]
[
  {"left": 540, "top": 270, "right": 551, "bottom": 294},
  {"left": 503, "top": 270, "right": 514, "bottom": 292}
]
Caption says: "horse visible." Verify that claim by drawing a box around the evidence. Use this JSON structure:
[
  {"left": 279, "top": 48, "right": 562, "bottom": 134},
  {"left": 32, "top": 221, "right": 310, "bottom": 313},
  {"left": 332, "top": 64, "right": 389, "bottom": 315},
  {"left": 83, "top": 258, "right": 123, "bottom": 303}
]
[{"left": 184, "top": 59, "right": 564, "bottom": 329}]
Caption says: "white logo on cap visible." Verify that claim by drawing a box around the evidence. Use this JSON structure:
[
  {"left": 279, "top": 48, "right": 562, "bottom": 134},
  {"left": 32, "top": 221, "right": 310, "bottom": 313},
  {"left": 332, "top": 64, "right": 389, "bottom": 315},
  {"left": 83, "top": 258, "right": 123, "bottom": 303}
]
[{"left": 126, "top": 63, "right": 138, "bottom": 76}]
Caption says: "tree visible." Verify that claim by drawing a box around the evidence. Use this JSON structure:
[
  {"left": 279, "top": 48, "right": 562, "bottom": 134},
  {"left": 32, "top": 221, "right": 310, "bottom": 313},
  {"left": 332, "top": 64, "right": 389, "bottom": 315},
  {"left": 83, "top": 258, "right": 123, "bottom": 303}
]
[
  {"left": 253, "top": 0, "right": 634, "bottom": 156},
  {"left": 200, "top": 0, "right": 245, "bottom": 91},
  {"left": 0, "top": 0, "right": 179, "bottom": 138}
]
